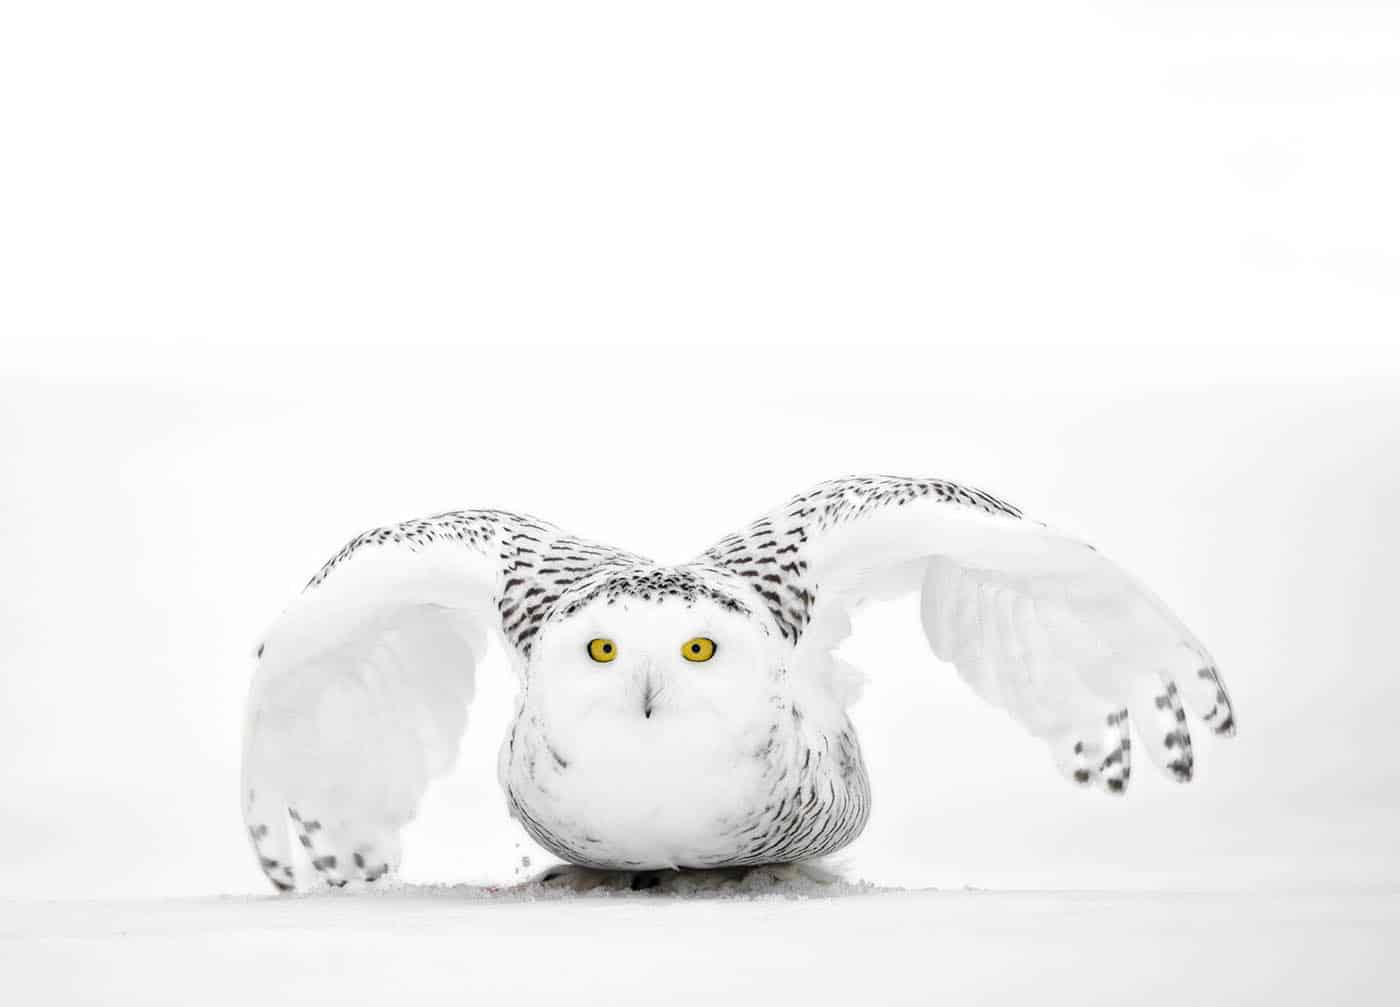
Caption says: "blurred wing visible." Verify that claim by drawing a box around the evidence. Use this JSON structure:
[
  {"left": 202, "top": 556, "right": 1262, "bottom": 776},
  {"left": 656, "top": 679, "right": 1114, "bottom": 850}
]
[
  {"left": 701, "top": 476, "right": 1235, "bottom": 794},
  {"left": 241, "top": 510, "right": 637, "bottom": 891}
]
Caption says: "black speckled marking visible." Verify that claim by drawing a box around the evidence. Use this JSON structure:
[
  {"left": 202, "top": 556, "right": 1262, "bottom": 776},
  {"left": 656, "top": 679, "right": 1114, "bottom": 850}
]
[
  {"left": 701, "top": 475, "right": 1023, "bottom": 643},
  {"left": 302, "top": 478, "right": 1020, "bottom": 658},
  {"left": 300, "top": 476, "right": 1018, "bottom": 658},
  {"left": 302, "top": 509, "right": 753, "bottom": 660}
]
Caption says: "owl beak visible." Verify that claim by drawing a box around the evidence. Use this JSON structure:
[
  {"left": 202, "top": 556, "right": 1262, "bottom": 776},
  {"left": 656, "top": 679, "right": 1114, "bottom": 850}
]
[{"left": 642, "top": 673, "right": 657, "bottom": 720}]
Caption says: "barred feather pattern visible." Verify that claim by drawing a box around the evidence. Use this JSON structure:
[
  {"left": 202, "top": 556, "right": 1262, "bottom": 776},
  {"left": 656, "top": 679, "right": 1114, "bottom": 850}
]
[{"left": 702, "top": 475, "right": 1023, "bottom": 643}]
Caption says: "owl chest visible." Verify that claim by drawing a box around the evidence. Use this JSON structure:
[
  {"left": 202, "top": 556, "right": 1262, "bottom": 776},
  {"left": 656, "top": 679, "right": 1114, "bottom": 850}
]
[{"left": 499, "top": 705, "right": 871, "bottom": 870}]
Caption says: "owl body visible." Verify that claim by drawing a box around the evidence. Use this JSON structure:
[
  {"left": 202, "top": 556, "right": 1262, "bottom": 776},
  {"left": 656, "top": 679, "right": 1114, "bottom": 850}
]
[
  {"left": 499, "top": 581, "right": 871, "bottom": 869},
  {"left": 241, "top": 476, "right": 1235, "bottom": 891}
]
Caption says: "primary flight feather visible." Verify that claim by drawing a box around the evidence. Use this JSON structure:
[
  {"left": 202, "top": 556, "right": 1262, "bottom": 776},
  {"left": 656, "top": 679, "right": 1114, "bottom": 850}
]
[{"left": 241, "top": 475, "right": 1235, "bottom": 890}]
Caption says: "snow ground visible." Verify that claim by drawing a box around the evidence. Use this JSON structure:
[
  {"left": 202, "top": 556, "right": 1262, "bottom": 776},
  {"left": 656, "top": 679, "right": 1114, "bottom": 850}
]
[{"left": 3, "top": 883, "right": 1396, "bottom": 1005}]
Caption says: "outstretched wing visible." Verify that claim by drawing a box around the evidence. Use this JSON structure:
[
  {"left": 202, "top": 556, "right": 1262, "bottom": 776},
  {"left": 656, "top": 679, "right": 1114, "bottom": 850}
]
[
  {"left": 700, "top": 475, "right": 1235, "bottom": 794},
  {"left": 241, "top": 510, "right": 639, "bottom": 891}
]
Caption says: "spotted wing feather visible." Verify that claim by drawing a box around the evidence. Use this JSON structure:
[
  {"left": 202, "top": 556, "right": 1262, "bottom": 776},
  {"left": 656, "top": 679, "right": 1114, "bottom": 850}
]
[
  {"left": 242, "top": 510, "right": 636, "bottom": 892},
  {"left": 701, "top": 475, "right": 1235, "bottom": 793}
]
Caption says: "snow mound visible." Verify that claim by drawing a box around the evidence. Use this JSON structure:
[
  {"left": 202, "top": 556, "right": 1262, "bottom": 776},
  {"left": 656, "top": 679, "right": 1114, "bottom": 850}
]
[
  {"left": 509, "top": 860, "right": 891, "bottom": 898},
  {"left": 272, "top": 861, "right": 894, "bottom": 902}
]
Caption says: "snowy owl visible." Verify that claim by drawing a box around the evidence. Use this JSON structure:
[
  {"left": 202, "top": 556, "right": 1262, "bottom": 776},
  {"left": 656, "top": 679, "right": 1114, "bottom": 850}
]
[{"left": 242, "top": 475, "right": 1235, "bottom": 890}]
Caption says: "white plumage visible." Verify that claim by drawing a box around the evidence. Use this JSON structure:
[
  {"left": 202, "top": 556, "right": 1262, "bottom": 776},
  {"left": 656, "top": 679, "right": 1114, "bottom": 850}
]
[{"left": 241, "top": 476, "right": 1234, "bottom": 890}]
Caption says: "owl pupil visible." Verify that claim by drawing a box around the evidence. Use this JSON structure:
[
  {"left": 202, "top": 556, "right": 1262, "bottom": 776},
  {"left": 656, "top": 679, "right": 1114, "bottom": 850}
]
[
  {"left": 603, "top": 643, "right": 612, "bottom": 653},
  {"left": 691, "top": 643, "right": 700, "bottom": 653}
]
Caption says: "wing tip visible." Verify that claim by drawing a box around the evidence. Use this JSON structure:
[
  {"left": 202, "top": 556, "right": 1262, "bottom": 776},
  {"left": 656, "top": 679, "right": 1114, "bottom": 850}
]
[
  {"left": 1061, "top": 716, "right": 1131, "bottom": 795},
  {"left": 1196, "top": 665, "right": 1237, "bottom": 738},
  {"left": 1166, "top": 759, "right": 1194, "bottom": 783}
]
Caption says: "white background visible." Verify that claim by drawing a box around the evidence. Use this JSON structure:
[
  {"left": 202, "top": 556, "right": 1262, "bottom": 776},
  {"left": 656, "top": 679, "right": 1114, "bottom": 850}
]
[{"left": 2, "top": 1, "right": 1398, "bottom": 905}]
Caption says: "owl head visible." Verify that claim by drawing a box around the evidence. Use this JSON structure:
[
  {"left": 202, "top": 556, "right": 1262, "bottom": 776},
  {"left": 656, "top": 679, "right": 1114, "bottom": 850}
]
[{"left": 526, "top": 564, "right": 785, "bottom": 733}]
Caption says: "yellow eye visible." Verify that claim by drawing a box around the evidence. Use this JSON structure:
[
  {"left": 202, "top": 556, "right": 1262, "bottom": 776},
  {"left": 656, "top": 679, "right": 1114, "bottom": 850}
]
[
  {"left": 681, "top": 637, "right": 717, "bottom": 662},
  {"left": 587, "top": 638, "right": 617, "bottom": 663}
]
